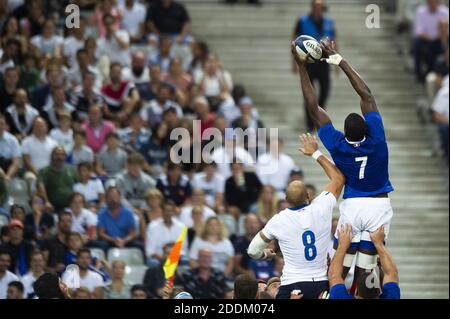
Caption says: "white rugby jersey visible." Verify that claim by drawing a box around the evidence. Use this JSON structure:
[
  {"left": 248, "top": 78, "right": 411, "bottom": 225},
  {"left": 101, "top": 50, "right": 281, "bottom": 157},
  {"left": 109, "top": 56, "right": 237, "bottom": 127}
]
[{"left": 262, "top": 191, "right": 336, "bottom": 286}]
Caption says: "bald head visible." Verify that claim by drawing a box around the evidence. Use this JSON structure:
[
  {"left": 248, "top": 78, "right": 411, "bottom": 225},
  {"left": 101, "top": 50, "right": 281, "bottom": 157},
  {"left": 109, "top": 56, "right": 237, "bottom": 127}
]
[{"left": 285, "top": 181, "right": 309, "bottom": 207}]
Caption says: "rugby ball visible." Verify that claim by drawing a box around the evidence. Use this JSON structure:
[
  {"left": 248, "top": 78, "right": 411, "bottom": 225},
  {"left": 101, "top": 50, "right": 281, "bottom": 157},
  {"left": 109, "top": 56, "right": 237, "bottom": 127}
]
[{"left": 294, "top": 35, "right": 323, "bottom": 63}]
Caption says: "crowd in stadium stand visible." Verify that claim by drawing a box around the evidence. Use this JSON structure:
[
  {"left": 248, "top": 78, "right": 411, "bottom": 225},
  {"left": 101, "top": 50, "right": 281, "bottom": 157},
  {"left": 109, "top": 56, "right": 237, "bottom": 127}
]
[
  {"left": 395, "top": 0, "right": 449, "bottom": 159},
  {"left": 0, "top": 0, "right": 318, "bottom": 300},
  {"left": 0, "top": 0, "right": 448, "bottom": 300}
]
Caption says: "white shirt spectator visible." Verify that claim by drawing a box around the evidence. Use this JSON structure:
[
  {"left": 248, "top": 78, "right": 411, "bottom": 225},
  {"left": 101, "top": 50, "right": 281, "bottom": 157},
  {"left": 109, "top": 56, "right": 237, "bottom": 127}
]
[
  {"left": 73, "top": 178, "right": 105, "bottom": 204},
  {"left": 139, "top": 99, "right": 183, "bottom": 126},
  {"left": 192, "top": 172, "right": 225, "bottom": 207},
  {"left": 79, "top": 270, "right": 104, "bottom": 293},
  {"left": 256, "top": 152, "right": 296, "bottom": 193},
  {"left": 97, "top": 30, "right": 131, "bottom": 66},
  {"left": 194, "top": 70, "right": 233, "bottom": 98},
  {"left": 432, "top": 75, "right": 449, "bottom": 120},
  {"left": 21, "top": 135, "right": 58, "bottom": 171},
  {"left": 118, "top": 1, "right": 147, "bottom": 37},
  {"left": 31, "top": 35, "right": 64, "bottom": 56},
  {"left": 0, "top": 131, "right": 21, "bottom": 161},
  {"left": 69, "top": 208, "right": 98, "bottom": 235},
  {"left": 178, "top": 205, "right": 216, "bottom": 228},
  {"left": 50, "top": 128, "right": 74, "bottom": 154},
  {"left": 146, "top": 217, "right": 188, "bottom": 258},
  {"left": 63, "top": 36, "right": 86, "bottom": 68},
  {"left": 20, "top": 272, "right": 39, "bottom": 299},
  {"left": 68, "top": 64, "right": 103, "bottom": 90},
  {"left": 414, "top": 4, "right": 449, "bottom": 40},
  {"left": 0, "top": 270, "right": 19, "bottom": 299},
  {"left": 189, "top": 237, "right": 235, "bottom": 273},
  {"left": 211, "top": 144, "right": 255, "bottom": 179}
]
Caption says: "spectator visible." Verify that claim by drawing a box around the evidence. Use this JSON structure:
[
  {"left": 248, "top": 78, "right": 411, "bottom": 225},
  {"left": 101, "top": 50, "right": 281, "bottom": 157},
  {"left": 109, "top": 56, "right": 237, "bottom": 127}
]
[
  {"left": 122, "top": 51, "right": 150, "bottom": 86},
  {"left": 24, "top": 194, "right": 55, "bottom": 242},
  {"left": 140, "top": 82, "right": 183, "bottom": 127},
  {"left": 67, "top": 193, "right": 98, "bottom": 242},
  {"left": 0, "top": 219, "right": 35, "bottom": 276},
  {"left": 146, "top": 0, "right": 192, "bottom": 45},
  {"left": 195, "top": 53, "right": 233, "bottom": 110},
  {"left": 143, "top": 242, "right": 171, "bottom": 298},
  {"left": 256, "top": 138, "right": 296, "bottom": 196},
  {"left": 192, "top": 161, "right": 225, "bottom": 210},
  {"left": 118, "top": 112, "right": 151, "bottom": 154},
  {"left": 178, "top": 188, "right": 216, "bottom": 228},
  {"left": 232, "top": 96, "right": 264, "bottom": 132},
  {"left": 98, "top": 14, "right": 131, "bottom": 67},
  {"left": 68, "top": 48, "right": 103, "bottom": 90},
  {"left": 20, "top": 250, "right": 45, "bottom": 299},
  {"left": 130, "top": 284, "right": 149, "bottom": 299},
  {"left": 175, "top": 248, "right": 226, "bottom": 299},
  {"left": 71, "top": 72, "right": 106, "bottom": 122},
  {"left": 73, "top": 162, "right": 105, "bottom": 209},
  {"left": 306, "top": 183, "right": 318, "bottom": 200},
  {"left": 82, "top": 105, "right": 115, "bottom": 154},
  {"left": 115, "top": 152, "right": 157, "bottom": 209},
  {"left": 18, "top": 54, "right": 40, "bottom": 93},
  {"left": 194, "top": 96, "right": 216, "bottom": 137},
  {"left": 156, "top": 162, "right": 192, "bottom": 206},
  {"left": 73, "top": 287, "right": 92, "bottom": 299},
  {"left": 289, "top": 168, "right": 304, "bottom": 183},
  {"left": 42, "top": 87, "right": 76, "bottom": 131},
  {"left": 6, "top": 280, "right": 23, "bottom": 299},
  {"left": 138, "top": 64, "right": 162, "bottom": 102},
  {"left": 97, "top": 186, "right": 140, "bottom": 252},
  {"left": 4, "top": 88, "right": 39, "bottom": 139},
  {"left": 1, "top": 17, "right": 28, "bottom": 57},
  {"left": 37, "top": 146, "right": 77, "bottom": 213},
  {"left": 146, "top": 200, "right": 188, "bottom": 265},
  {"left": 189, "top": 41, "right": 209, "bottom": 81},
  {"left": 234, "top": 274, "right": 258, "bottom": 299},
  {"left": 96, "top": 132, "right": 127, "bottom": 178},
  {"left": 32, "top": 272, "right": 69, "bottom": 299},
  {"left": 252, "top": 185, "right": 278, "bottom": 224},
  {"left": 139, "top": 122, "right": 170, "bottom": 177},
  {"left": 31, "top": 66, "right": 64, "bottom": 112},
  {"left": 30, "top": 19, "right": 63, "bottom": 59},
  {"left": 413, "top": 0, "right": 449, "bottom": 82},
  {"left": 76, "top": 248, "right": 104, "bottom": 299},
  {"left": 225, "top": 161, "right": 263, "bottom": 215},
  {"left": 49, "top": 112, "right": 74, "bottom": 154},
  {"left": 62, "top": 17, "right": 87, "bottom": 69},
  {"left": 431, "top": 75, "right": 449, "bottom": 159},
  {"left": 426, "top": 46, "right": 449, "bottom": 102},
  {"left": 211, "top": 137, "right": 255, "bottom": 179},
  {"left": 0, "top": 113, "right": 21, "bottom": 180},
  {"left": 162, "top": 57, "right": 192, "bottom": 95},
  {"left": 67, "top": 130, "right": 95, "bottom": 167},
  {"left": 292, "top": 0, "right": 336, "bottom": 131},
  {"left": 0, "top": 250, "right": 18, "bottom": 299},
  {"left": 21, "top": 117, "right": 58, "bottom": 178},
  {"left": 40, "top": 211, "right": 73, "bottom": 273},
  {"left": 143, "top": 188, "right": 165, "bottom": 223},
  {"left": 103, "top": 259, "right": 131, "bottom": 299},
  {"left": 234, "top": 214, "right": 275, "bottom": 280},
  {"left": 0, "top": 66, "right": 20, "bottom": 113},
  {"left": 101, "top": 62, "right": 140, "bottom": 124},
  {"left": 190, "top": 216, "right": 234, "bottom": 276},
  {"left": 118, "top": 0, "right": 147, "bottom": 43},
  {"left": 0, "top": 38, "right": 20, "bottom": 75}
]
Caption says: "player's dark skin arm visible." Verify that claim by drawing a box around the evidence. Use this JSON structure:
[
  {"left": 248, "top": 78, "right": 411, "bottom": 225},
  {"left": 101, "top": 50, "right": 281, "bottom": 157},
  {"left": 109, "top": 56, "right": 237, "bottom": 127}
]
[
  {"left": 320, "top": 39, "right": 379, "bottom": 115},
  {"left": 291, "top": 42, "right": 332, "bottom": 129}
]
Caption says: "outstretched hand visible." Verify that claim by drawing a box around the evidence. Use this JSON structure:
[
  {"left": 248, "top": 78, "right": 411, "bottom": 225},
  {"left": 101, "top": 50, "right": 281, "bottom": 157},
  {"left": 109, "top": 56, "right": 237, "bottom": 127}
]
[
  {"left": 320, "top": 38, "right": 342, "bottom": 66},
  {"left": 299, "top": 133, "right": 319, "bottom": 156}
]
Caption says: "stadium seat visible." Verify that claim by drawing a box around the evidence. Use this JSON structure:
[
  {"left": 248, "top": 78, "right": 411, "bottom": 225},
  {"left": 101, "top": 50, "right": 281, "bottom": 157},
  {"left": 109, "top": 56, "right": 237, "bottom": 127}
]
[
  {"left": 90, "top": 248, "right": 106, "bottom": 261},
  {"left": 107, "top": 248, "right": 145, "bottom": 266},
  {"left": 124, "top": 265, "right": 148, "bottom": 285}
]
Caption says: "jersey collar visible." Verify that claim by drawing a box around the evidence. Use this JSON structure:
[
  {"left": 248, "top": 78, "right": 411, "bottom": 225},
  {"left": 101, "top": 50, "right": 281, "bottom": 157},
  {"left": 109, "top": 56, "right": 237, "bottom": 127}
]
[
  {"left": 289, "top": 203, "right": 309, "bottom": 211},
  {"left": 345, "top": 136, "right": 366, "bottom": 146}
]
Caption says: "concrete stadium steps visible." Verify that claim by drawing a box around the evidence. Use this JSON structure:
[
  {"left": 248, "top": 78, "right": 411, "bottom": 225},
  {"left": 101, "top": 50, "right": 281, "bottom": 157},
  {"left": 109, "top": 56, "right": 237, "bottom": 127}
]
[{"left": 184, "top": 0, "right": 449, "bottom": 298}]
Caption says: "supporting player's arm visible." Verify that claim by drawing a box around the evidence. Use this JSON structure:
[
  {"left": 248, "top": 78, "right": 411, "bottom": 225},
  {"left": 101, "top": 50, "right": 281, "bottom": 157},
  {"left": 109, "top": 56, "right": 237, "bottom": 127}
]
[
  {"left": 370, "top": 226, "right": 399, "bottom": 284},
  {"left": 328, "top": 224, "right": 353, "bottom": 287},
  {"left": 291, "top": 42, "right": 332, "bottom": 128},
  {"left": 299, "top": 134, "right": 345, "bottom": 199},
  {"left": 247, "top": 232, "right": 276, "bottom": 260},
  {"left": 320, "top": 38, "right": 379, "bottom": 115}
]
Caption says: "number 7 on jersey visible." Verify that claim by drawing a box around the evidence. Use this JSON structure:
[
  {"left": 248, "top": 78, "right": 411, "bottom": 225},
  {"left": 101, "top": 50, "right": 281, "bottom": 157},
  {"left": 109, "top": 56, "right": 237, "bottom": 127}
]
[{"left": 355, "top": 156, "right": 368, "bottom": 179}]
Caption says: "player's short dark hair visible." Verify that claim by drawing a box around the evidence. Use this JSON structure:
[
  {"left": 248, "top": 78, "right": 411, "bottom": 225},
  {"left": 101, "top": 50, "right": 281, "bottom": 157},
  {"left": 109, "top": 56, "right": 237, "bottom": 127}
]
[
  {"left": 33, "top": 273, "right": 66, "bottom": 299},
  {"left": 356, "top": 271, "right": 381, "bottom": 299},
  {"left": 344, "top": 113, "right": 366, "bottom": 142},
  {"left": 234, "top": 274, "right": 258, "bottom": 299},
  {"left": 8, "top": 281, "right": 24, "bottom": 293}
]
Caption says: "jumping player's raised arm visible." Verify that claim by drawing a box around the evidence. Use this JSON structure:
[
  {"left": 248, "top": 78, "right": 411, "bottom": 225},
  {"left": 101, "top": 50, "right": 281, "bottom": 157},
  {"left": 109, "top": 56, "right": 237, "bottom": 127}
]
[
  {"left": 291, "top": 42, "right": 332, "bottom": 129},
  {"left": 320, "top": 38, "right": 379, "bottom": 115}
]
